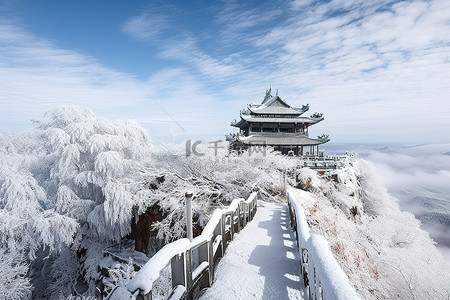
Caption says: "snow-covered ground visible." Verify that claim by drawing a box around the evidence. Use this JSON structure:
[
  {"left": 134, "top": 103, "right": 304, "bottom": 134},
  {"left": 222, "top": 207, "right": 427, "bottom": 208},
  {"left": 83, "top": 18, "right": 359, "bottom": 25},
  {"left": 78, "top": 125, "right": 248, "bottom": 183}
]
[
  {"left": 1, "top": 107, "right": 449, "bottom": 299},
  {"left": 200, "top": 201, "right": 305, "bottom": 300},
  {"left": 292, "top": 160, "right": 450, "bottom": 299}
]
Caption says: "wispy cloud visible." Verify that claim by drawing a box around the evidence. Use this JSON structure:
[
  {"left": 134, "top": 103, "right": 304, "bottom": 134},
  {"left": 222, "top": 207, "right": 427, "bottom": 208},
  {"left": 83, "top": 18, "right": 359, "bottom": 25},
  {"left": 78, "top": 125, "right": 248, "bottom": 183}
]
[
  {"left": 213, "top": 1, "right": 283, "bottom": 43},
  {"left": 121, "top": 13, "right": 169, "bottom": 41}
]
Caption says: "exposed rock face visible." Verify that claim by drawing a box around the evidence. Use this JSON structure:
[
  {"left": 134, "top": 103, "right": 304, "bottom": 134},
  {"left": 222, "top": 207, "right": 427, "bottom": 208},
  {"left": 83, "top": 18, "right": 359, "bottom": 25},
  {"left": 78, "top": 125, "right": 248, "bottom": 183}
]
[
  {"left": 297, "top": 177, "right": 312, "bottom": 191},
  {"left": 131, "top": 204, "right": 164, "bottom": 254},
  {"left": 331, "top": 174, "right": 339, "bottom": 183}
]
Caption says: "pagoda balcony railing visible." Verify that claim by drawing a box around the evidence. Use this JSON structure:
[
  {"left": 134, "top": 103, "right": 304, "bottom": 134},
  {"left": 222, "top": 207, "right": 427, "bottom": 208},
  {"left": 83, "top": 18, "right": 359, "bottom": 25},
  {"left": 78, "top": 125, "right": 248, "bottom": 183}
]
[
  {"left": 248, "top": 131, "right": 308, "bottom": 136},
  {"left": 290, "top": 153, "right": 359, "bottom": 170}
]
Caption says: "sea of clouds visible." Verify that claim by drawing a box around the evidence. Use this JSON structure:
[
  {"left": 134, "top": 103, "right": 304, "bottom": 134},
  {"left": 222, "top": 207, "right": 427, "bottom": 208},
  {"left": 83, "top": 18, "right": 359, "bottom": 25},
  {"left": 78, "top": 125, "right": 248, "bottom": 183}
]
[{"left": 324, "top": 143, "right": 450, "bottom": 261}]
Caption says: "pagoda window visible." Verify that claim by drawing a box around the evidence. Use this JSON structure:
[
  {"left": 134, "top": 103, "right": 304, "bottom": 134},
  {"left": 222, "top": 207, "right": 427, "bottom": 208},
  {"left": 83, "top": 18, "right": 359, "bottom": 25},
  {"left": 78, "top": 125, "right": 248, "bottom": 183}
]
[
  {"left": 280, "top": 124, "right": 295, "bottom": 133},
  {"left": 250, "top": 124, "right": 261, "bottom": 132},
  {"left": 262, "top": 123, "right": 278, "bottom": 133}
]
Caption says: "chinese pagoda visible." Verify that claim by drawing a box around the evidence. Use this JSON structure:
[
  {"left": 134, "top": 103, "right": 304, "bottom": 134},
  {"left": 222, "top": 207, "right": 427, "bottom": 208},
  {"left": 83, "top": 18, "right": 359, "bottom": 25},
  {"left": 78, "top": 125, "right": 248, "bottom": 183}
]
[{"left": 226, "top": 88, "right": 330, "bottom": 156}]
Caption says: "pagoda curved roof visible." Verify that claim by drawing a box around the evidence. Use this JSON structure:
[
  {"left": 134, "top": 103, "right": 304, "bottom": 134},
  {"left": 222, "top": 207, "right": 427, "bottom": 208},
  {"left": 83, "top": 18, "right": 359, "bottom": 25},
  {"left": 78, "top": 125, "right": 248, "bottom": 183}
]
[
  {"left": 240, "top": 114, "right": 323, "bottom": 124},
  {"left": 248, "top": 105, "right": 308, "bottom": 115},
  {"left": 231, "top": 118, "right": 247, "bottom": 127}
]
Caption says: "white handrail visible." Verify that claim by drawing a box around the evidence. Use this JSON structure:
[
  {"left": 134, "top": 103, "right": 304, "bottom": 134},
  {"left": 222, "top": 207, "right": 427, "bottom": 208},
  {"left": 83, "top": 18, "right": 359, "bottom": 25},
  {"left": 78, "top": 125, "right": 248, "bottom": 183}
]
[
  {"left": 127, "top": 239, "right": 191, "bottom": 294},
  {"left": 126, "top": 192, "right": 258, "bottom": 299},
  {"left": 288, "top": 189, "right": 360, "bottom": 300}
]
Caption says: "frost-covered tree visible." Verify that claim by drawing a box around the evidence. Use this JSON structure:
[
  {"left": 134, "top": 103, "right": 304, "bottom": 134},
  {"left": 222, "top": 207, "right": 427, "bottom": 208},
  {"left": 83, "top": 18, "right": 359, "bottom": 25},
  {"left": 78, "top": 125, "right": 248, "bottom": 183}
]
[
  {"left": 0, "top": 106, "right": 155, "bottom": 298},
  {"left": 0, "top": 246, "right": 32, "bottom": 300}
]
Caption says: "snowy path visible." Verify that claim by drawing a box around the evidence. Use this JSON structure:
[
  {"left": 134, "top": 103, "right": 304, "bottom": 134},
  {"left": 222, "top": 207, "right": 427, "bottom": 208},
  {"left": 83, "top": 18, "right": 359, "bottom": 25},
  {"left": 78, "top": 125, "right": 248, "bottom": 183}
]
[{"left": 200, "top": 201, "right": 305, "bottom": 300}]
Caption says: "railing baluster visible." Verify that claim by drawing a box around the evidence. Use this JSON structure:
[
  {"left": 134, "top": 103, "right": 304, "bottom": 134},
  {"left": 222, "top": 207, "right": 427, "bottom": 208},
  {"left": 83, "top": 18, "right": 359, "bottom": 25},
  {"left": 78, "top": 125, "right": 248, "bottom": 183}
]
[
  {"left": 213, "top": 218, "right": 223, "bottom": 258},
  {"left": 170, "top": 253, "right": 187, "bottom": 291},
  {"left": 198, "top": 241, "right": 211, "bottom": 289},
  {"left": 221, "top": 214, "right": 227, "bottom": 254}
]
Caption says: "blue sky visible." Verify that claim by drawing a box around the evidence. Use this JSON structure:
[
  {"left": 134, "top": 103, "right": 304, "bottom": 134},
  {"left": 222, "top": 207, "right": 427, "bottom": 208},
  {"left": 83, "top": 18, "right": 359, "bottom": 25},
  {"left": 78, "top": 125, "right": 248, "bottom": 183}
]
[{"left": 1, "top": 0, "right": 449, "bottom": 145}]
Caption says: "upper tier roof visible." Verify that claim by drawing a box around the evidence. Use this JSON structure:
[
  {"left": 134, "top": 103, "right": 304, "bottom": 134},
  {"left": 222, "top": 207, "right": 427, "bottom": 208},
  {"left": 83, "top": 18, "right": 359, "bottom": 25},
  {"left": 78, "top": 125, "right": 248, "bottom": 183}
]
[{"left": 247, "top": 88, "right": 309, "bottom": 115}]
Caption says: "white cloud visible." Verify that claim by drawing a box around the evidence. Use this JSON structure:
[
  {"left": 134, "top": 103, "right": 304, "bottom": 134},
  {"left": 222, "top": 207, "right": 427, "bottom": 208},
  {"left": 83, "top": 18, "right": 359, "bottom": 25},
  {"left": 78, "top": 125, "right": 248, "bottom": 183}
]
[
  {"left": 0, "top": 18, "right": 200, "bottom": 137},
  {"left": 144, "top": 0, "right": 450, "bottom": 143},
  {"left": 117, "top": 0, "right": 450, "bottom": 144}
]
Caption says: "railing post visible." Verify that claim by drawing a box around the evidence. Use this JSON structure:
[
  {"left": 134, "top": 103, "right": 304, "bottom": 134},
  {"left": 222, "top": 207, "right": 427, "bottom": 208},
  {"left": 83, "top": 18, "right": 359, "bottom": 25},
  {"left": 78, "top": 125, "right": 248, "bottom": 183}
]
[
  {"left": 221, "top": 214, "right": 227, "bottom": 254},
  {"left": 185, "top": 192, "right": 193, "bottom": 242},
  {"left": 236, "top": 203, "right": 242, "bottom": 233},
  {"left": 208, "top": 239, "right": 214, "bottom": 284},
  {"left": 198, "top": 241, "right": 212, "bottom": 289},
  {"left": 185, "top": 250, "right": 193, "bottom": 299},
  {"left": 171, "top": 252, "right": 187, "bottom": 289},
  {"left": 230, "top": 212, "right": 235, "bottom": 238},
  {"left": 214, "top": 218, "right": 224, "bottom": 258},
  {"left": 242, "top": 203, "right": 247, "bottom": 227}
]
